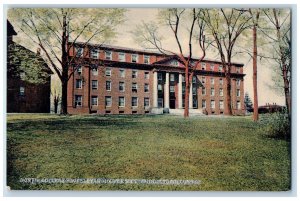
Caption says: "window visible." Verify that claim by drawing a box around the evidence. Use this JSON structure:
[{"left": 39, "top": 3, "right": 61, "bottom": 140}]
[
  {"left": 202, "top": 99, "right": 206, "bottom": 108},
  {"left": 211, "top": 88, "right": 215, "bottom": 96},
  {"left": 106, "top": 81, "right": 111, "bottom": 91},
  {"left": 201, "top": 63, "right": 206, "bottom": 70},
  {"left": 131, "top": 54, "right": 138, "bottom": 63},
  {"left": 132, "top": 83, "right": 138, "bottom": 92},
  {"left": 75, "top": 95, "right": 82, "bottom": 107},
  {"left": 119, "top": 52, "right": 125, "bottom": 62},
  {"left": 237, "top": 89, "right": 241, "bottom": 97},
  {"left": 20, "top": 72, "right": 25, "bottom": 79},
  {"left": 158, "top": 98, "right": 163, "bottom": 108},
  {"left": 132, "top": 97, "right": 138, "bottom": 107},
  {"left": 211, "top": 100, "right": 215, "bottom": 109},
  {"left": 236, "top": 79, "right": 241, "bottom": 86},
  {"left": 105, "top": 68, "right": 111, "bottom": 76},
  {"left": 144, "top": 72, "right": 150, "bottom": 79},
  {"left": 91, "top": 49, "right": 98, "bottom": 59},
  {"left": 76, "top": 79, "right": 82, "bottom": 89},
  {"left": 144, "top": 83, "right": 149, "bottom": 92},
  {"left": 182, "top": 75, "right": 185, "bottom": 82},
  {"left": 236, "top": 68, "right": 240, "bottom": 73},
  {"left": 170, "top": 86, "right": 175, "bottom": 93},
  {"left": 92, "top": 68, "right": 98, "bottom": 76},
  {"left": 192, "top": 76, "right": 197, "bottom": 83},
  {"left": 210, "top": 77, "right": 214, "bottom": 85},
  {"left": 105, "top": 96, "right": 112, "bottom": 107},
  {"left": 105, "top": 51, "right": 112, "bottom": 60},
  {"left": 193, "top": 97, "right": 198, "bottom": 108},
  {"left": 144, "top": 55, "right": 150, "bottom": 64},
  {"left": 91, "top": 80, "right": 98, "bottom": 89},
  {"left": 91, "top": 96, "right": 98, "bottom": 106},
  {"left": 19, "top": 87, "right": 25, "bottom": 96},
  {"left": 171, "top": 60, "right": 178, "bottom": 66},
  {"left": 202, "top": 87, "right": 206, "bottom": 95},
  {"left": 219, "top": 88, "right": 224, "bottom": 96},
  {"left": 77, "top": 66, "right": 82, "bottom": 74},
  {"left": 219, "top": 65, "right": 223, "bottom": 72},
  {"left": 119, "top": 69, "right": 125, "bottom": 78},
  {"left": 201, "top": 76, "right": 206, "bottom": 84},
  {"left": 119, "top": 97, "right": 125, "bottom": 107},
  {"left": 237, "top": 101, "right": 241, "bottom": 109},
  {"left": 132, "top": 70, "right": 138, "bottom": 78},
  {"left": 210, "top": 64, "right": 214, "bottom": 71},
  {"left": 119, "top": 82, "right": 125, "bottom": 92},
  {"left": 220, "top": 100, "right": 224, "bottom": 109},
  {"left": 219, "top": 78, "right": 223, "bottom": 85},
  {"left": 144, "top": 97, "right": 150, "bottom": 107},
  {"left": 158, "top": 73, "right": 163, "bottom": 81},
  {"left": 158, "top": 84, "right": 163, "bottom": 91},
  {"left": 170, "top": 74, "right": 175, "bottom": 82},
  {"left": 75, "top": 47, "right": 83, "bottom": 57},
  {"left": 192, "top": 87, "right": 197, "bottom": 95}
]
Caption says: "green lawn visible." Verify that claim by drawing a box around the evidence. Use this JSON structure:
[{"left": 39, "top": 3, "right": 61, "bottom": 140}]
[{"left": 6, "top": 114, "right": 291, "bottom": 191}]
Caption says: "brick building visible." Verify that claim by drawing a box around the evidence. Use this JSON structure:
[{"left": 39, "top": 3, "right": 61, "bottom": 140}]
[
  {"left": 7, "top": 20, "right": 52, "bottom": 113},
  {"left": 67, "top": 43, "right": 245, "bottom": 115}
]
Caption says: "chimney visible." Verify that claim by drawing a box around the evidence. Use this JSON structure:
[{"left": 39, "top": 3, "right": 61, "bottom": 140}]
[{"left": 37, "top": 48, "right": 41, "bottom": 55}]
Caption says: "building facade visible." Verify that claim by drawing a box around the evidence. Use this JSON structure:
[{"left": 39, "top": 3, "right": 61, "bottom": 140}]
[
  {"left": 67, "top": 43, "right": 245, "bottom": 115},
  {"left": 7, "top": 20, "right": 53, "bottom": 113}
]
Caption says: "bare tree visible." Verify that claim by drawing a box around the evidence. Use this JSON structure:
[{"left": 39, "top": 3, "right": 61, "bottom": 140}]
[
  {"left": 8, "top": 8, "right": 125, "bottom": 114},
  {"left": 262, "top": 9, "right": 291, "bottom": 115},
  {"left": 200, "top": 9, "right": 252, "bottom": 115},
  {"left": 134, "top": 8, "right": 209, "bottom": 117}
]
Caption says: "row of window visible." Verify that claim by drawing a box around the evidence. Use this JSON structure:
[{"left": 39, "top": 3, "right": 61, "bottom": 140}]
[
  {"left": 76, "top": 80, "right": 150, "bottom": 93},
  {"left": 75, "top": 78, "right": 241, "bottom": 97},
  {"left": 75, "top": 95, "right": 150, "bottom": 108},
  {"left": 201, "top": 100, "right": 242, "bottom": 110},
  {"left": 75, "top": 47, "right": 151, "bottom": 64},
  {"left": 200, "top": 88, "right": 241, "bottom": 97},
  {"left": 76, "top": 67, "right": 241, "bottom": 87},
  {"left": 77, "top": 67, "right": 151, "bottom": 79}
]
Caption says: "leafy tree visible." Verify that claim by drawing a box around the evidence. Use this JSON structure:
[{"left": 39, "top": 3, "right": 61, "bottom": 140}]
[
  {"left": 133, "top": 8, "right": 209, "bottom": 117},
  {"left": 7, "top": 43, "right": 50, "bottom": 84},
  {"left": 200, "top": 9, "right": 252, "bottom": 115},
  {"left": 8, "top": 8, "right": 126, "bottom": 114}
]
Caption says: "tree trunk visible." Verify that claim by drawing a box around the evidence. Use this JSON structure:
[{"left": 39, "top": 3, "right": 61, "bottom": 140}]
[
  {"left": 61, "top": 79, "right": 68, "bottom": 114},
  {"left": 253, "top": 25, "right": 259, "bottom": 121},
  {"left": 184, "top": 65, "right": 190, "bottom": 118},
  {"left": 60, "top": 13, "right": 69, "bottom": 115},
  {"left": 283, "top": 68, "right": 291, "bottom": 114},
  {"left": 225, "top": 71, "right": 232, "bottom": 115}
]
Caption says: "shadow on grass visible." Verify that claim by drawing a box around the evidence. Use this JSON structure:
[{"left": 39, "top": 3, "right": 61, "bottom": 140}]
[{"left": 7, "top": 115, "right": 141, "bottom": 132}]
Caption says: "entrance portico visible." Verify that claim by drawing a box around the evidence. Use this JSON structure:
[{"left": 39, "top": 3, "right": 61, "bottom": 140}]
[{"left": 151, "top": 71, "right": 200, "bottom": 113}]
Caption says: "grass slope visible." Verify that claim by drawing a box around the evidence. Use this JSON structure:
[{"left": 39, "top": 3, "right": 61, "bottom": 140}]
[{"left": 6, "top": 114, "right": 290, "bottom": 191}]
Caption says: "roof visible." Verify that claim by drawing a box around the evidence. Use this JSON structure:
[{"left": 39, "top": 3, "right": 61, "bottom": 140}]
[{"left": 72, "top": 42, "right": 244, "bottom": 67}]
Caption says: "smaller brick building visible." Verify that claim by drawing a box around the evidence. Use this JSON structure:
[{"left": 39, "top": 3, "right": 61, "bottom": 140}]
[
  {"left": 7, "top": 21, "right": 53, "bottom": 113},
  {"left": 67, "top": 42, "right": 246, "bottom": 115}
]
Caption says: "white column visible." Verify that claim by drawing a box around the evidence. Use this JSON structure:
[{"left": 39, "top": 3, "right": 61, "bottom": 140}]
[
  {"left": 164, "top": 72, "right": 170, "bottom": 108},
  {"left": 178, "top": 73, "right": 183, "bottom": 109},
  {"left": 189, "top": 81, "right": 193, "bottom": 109},
  {"left": 153, "top": 71, "right": 158, "bottom": 108}
]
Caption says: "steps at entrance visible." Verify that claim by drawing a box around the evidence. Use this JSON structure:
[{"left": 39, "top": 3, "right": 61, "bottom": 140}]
[{"left": 169, "top": 109, "right": 204, "bottom": 116}]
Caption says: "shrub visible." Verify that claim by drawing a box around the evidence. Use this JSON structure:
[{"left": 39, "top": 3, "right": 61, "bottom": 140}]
[{"left": 260, "top": 110, "right": 291, "bottom": 140}]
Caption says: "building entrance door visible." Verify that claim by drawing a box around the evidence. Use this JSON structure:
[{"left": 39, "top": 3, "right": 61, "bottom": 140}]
[{"left": 170, "top": 98, "right": 176, "bottom": 109}]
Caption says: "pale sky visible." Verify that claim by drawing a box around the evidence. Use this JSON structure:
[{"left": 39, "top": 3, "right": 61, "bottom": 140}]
[
  {"left": 112, "top": 8, "right": 286, "bottom": 106},
  {"left": 11, "top": 8, "right": 286, "bottom": 106}
]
